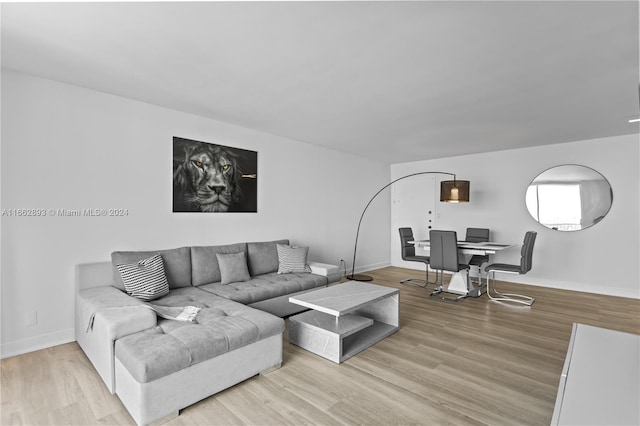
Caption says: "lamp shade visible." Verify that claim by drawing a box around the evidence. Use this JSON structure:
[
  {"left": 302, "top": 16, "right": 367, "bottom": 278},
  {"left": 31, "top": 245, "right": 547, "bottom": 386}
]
[{"left": 440, "top": 180, "right": 470, "bottom": 203}]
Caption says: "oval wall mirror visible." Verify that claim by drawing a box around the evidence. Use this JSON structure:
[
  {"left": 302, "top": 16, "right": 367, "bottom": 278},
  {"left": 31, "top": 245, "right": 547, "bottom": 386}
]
[{"left": 525, "top": 164, "right": 613, "bottom": 232}]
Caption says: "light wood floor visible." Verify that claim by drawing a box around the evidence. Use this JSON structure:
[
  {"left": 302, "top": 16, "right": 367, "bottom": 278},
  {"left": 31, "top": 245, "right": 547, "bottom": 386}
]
[{"left": 2, "top": 266, "right": 639, "bottom": 425}]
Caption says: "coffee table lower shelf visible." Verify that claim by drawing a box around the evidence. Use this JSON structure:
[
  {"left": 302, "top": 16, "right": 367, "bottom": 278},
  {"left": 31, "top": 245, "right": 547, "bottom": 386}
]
[{"left": 288, "top": 309, "right": 398, "bottom": 363}]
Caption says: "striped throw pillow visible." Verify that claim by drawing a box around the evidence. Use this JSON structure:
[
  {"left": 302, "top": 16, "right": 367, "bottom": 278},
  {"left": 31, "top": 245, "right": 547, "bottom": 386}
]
[
  {"left": 276, "top": 244, "right": 312, "bottom": 274},
  {"left": 116, "top": 254, "right": 170, "bottom": 301}
]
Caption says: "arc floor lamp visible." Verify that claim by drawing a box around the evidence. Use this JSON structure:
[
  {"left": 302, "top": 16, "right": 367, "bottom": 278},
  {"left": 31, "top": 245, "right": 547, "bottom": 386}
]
[{"left": 346, "top": 172, "right": 470, "bottom": 282}]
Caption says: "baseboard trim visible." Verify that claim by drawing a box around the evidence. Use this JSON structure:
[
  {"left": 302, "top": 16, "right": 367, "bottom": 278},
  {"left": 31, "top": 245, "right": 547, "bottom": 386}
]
[
  {"left": 1, "top": 328, "right": 75, "bottom": 359},
  {"left": 516, "top": 279, "right": 640, "bottom": 300},
  {"left": 354, "top": 261, "right": 390, "bottom": 275}
]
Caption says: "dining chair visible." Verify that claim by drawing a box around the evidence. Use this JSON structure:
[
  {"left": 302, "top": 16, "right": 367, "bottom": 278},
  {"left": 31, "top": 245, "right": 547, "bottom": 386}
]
[
  {"left": 464, "top": 228, "right": 490, "bottom": 291},
  {"left": 465, "top": 227, "right": 490, "bottom": 264},
  {"left": 398, "top": 228, "right": 436, "bottom": 287},
  {"left": 484, "top": 231, "right": 537, "bottom": 306},
  {"left": 429, "top": 230, "right": 470, "bottom": 301}
]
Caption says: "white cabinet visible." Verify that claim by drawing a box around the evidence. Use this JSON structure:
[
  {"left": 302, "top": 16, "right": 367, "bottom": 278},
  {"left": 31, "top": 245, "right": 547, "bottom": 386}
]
[{"left": 552, "top": 323, "right": 640, "bottom": 425}]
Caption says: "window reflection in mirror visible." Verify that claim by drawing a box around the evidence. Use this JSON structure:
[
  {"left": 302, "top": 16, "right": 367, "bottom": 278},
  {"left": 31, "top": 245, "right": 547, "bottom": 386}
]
[{"left": 525, "top": 165, "right": 612, "bottom": 231}]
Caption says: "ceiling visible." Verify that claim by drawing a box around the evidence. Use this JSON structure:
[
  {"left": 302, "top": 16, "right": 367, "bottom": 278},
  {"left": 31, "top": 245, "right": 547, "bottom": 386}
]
[{"left": 2, "top": 1, "right": 639, "bottom": 164}]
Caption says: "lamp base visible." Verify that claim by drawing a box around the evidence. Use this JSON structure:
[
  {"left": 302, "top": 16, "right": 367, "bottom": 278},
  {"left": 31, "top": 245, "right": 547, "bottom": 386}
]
[{"left": 345, "top": 274, "right": 373, "bottom": 282}]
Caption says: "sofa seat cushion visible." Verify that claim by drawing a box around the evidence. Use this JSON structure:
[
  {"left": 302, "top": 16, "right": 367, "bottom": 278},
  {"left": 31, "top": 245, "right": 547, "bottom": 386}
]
[
  {"left": 114, "top": 288, "right": 284, "bottom": 383},
  {"left": 198, "top": 272, "right": 328, "bottom": 304}
]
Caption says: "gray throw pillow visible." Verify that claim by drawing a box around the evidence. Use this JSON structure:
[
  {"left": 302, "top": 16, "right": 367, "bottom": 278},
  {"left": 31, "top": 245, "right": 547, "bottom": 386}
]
[
  {"left": 216, "top": 252, "right": 251, "bottom": 285},
  {"left": 116, "top": 254, "right": 170, "bottom": 301},
  {"left": 277, "top": 244, "right": 312, "bottom": 274}
]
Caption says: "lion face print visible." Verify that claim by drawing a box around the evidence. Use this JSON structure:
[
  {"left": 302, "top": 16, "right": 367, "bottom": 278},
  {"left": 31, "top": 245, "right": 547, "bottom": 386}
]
[{"left": 173, "top": 138, "right": 257, "bottom": 213}]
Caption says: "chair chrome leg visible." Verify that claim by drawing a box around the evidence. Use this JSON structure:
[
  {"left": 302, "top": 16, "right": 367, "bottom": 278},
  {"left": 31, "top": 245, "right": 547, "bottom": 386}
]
[
  {"left": 425, "top": 266, "right": 438, "bottom": 285},
  {"left": 486, "top": 271, "right": 535, "bottom": 306},
  {"left": 400, "top": 265, "right": 437, "bottom": 287},
  {"left": 429, "top": 269, "right": 466, "bottom": 302},
  {"left": 431, "top": 269, "right": 445, "bottom": 292},
  {"left": 469, "top": 264, "right": 486, "bottom": 289},
  {"left": 400, "top": 278, "right": 427, "bottom": 287}
]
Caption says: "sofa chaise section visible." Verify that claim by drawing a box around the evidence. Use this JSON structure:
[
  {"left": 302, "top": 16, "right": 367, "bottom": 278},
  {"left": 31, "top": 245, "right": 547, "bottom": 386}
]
[{"left": 113, "top": 287, "right": 284, "bottom": 425}]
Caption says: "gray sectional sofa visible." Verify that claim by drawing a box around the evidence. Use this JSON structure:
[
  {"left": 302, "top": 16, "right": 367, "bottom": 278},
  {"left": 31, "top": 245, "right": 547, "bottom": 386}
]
[{"left": 75, "top": 239, "right": 339, "bottom": 425}]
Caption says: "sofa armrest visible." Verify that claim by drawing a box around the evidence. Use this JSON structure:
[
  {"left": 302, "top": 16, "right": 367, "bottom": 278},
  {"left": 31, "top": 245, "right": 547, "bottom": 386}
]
[
  {"left": 308, "top": 261, "right": 339, "bottom": 276},
  {"left": 77, "top": 285, "right": 157, "bottom": 338},
  {"left": 76, "top": 261, "right": 114, "bottom": 291},
  {"left": 76, "top": 285, "right": 157, "bottom": 393}
]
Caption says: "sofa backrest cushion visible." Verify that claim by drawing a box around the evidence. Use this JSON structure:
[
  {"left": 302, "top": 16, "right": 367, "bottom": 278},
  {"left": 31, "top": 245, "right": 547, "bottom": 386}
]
[
  {"left": 246, "top": 239, "right": 289, "bottom": 276},
  {"left": 111, "top": 247, "right": 192, "bottom": 290},
  {"left": 190, "top": 243, "right": 247, "bottom": 286}
]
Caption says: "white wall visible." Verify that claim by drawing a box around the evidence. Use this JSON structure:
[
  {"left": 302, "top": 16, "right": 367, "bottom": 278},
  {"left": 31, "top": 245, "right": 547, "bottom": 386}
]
[
  {"left": 391, "top": 135, "right": 640, "bottom": 299},
  {"left": 0, "top": 70, "right": 391, "bottom": 357}
]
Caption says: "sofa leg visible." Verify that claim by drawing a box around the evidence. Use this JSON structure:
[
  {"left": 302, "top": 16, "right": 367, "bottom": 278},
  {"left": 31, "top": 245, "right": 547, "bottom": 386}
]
[{"left": 259, "top": 363, "right": 282, "bottom": 376}]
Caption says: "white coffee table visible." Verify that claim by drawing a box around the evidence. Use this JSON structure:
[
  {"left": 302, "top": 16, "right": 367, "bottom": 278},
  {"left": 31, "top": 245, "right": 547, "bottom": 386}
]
[{"left": 288, "top": 281, "right": 399, "bottom": 363}]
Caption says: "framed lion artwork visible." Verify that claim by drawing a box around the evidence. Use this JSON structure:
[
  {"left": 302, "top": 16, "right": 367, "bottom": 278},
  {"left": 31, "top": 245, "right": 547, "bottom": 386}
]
[{"left": 173, "top": 137, "right": 257, "bottom": 213}]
